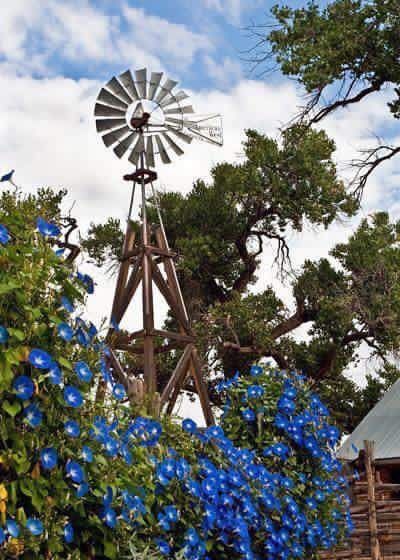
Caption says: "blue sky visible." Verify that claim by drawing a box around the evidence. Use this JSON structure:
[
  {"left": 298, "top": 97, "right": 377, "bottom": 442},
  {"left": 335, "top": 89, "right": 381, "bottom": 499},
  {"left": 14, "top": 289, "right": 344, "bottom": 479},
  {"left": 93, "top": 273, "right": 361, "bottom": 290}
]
[
  {"left": 0, "top": 0, "right": 399, "bottom": 394},
  {"left": 1, "top": 0, "right": 320, "bottom": 88}
]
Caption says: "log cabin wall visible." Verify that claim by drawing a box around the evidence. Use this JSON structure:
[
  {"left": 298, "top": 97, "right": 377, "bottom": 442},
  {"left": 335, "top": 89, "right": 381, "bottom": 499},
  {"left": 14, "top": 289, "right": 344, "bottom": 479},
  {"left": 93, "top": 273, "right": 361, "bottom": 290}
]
[{"left": 319, "top": 441, "right": 400, "bottom": 560}]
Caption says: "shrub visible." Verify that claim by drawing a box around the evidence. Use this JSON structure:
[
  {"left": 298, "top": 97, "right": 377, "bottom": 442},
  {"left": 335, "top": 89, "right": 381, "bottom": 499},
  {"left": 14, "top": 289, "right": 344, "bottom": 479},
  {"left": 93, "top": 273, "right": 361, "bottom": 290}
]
[{"left": 0, "top": 189, "right": 351, "bottom": 559}]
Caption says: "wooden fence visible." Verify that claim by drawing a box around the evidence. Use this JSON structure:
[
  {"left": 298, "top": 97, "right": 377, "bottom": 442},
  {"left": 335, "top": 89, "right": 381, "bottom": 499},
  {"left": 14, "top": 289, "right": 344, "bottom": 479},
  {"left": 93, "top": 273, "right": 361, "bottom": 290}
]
[{"left": 320, "top": 441, "right": 400, "bottom": 560}]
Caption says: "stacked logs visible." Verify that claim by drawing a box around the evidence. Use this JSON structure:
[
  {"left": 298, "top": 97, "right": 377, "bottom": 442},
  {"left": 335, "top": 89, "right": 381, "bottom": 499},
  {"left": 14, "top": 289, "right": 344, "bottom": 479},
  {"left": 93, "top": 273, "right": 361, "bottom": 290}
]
[{"left": 320, "top": 441, "right": 400, "bottom": 560}]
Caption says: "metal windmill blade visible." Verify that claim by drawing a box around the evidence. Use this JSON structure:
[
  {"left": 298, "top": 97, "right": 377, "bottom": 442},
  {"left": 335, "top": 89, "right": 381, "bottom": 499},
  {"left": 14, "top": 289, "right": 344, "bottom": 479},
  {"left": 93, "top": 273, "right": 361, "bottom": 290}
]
[
  {"left": 94, "top": 67, "right": 223, "bottom": 167},
  {"left": 148, "top": 72, "right": 163, "bottom": 100},
  {"left": 155, "top": 135, "right": 171, "bottom": 164},
  {"left": 159, "top": 90, "right": 189, "bottom": 109},
  {"left": 96, "top": 118, "right": 126, "bottom": 133},
  {"left": 119, "top": 70, "right": 140, "bottom": 101},
  {"left": 128, "top": 135, "right": 146, "bottom": 166},
  {"left": 162, "top": 132, "right": 184, "bottom": 156},
  {"left": 102, "top": 125, "right": 131, "bottom": 148},
  {"left": 114, "top": 132, "right": 138, "bottom": 158},
  {"left": 135, "top": 68, "right": 148, "bottom": 99},
  {"left": 145, "top": 136, "right": 155, "bottom": 168},
  {"left": 155, "top": 78, "right": 178, "bottom": 105},
  {"left": 165, "top": 126, "right": 193, "bottom": 145},
  {"left": 94, "top": 103, "right": 126, "bottom": 118},
  {"left": 105, "top": 76, "right": 133, "bottom": 105},
  {"left": 97, "top": 88, "right": 128, "bottom": 110}
]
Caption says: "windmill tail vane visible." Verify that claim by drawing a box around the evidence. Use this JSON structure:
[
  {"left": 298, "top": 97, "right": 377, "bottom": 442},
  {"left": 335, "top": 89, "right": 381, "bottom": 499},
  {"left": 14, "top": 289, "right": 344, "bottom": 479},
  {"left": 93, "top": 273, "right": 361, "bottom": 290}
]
[{"left": 94, "top": 67, "right": 223, "bottom": 425}]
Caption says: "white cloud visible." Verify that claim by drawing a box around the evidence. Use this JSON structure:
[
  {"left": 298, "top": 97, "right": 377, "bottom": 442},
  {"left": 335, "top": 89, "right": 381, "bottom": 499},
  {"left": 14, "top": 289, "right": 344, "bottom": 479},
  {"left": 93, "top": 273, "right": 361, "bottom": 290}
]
[
  {"left": 0, "top": 1, "right": 212, "bottom": 75},
  {"left": 43, "top": 1, "right": 117, "bottom": 62},
  {"left": 203, "top": 55, "right": 243, "bottom": 88},
  {"left": 122, "top": 6, "right": 212, "bottom": 68},
  {"left": 202, "top": 0, "right": 246, "bottom": 24}
]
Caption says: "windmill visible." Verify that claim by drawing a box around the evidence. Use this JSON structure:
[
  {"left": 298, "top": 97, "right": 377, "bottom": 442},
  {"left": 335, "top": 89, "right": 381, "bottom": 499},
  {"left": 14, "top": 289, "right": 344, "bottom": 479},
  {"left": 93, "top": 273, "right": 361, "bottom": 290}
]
[{"left": 94, "top": 68, "right": 223, "bottom": 425}]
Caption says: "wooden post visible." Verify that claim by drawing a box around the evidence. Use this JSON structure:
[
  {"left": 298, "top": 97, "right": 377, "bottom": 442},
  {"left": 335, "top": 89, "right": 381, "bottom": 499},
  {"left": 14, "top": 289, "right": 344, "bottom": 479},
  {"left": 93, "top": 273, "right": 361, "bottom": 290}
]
[{"left": 364, "top": 440, "right": 381, "bottom": 560}]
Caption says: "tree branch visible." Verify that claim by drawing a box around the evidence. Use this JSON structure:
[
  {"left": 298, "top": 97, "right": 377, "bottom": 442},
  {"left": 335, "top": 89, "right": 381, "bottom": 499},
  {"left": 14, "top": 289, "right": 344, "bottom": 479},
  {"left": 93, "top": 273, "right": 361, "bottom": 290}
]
[
  {"left": 303, "top": 80, "right": 384, "bottom": 125},
  {"left": 351, "top": 144, "right": 400, "bottom": 198},
  {"left": 56, "top": 217, "right": 80, "bottom": 263}
]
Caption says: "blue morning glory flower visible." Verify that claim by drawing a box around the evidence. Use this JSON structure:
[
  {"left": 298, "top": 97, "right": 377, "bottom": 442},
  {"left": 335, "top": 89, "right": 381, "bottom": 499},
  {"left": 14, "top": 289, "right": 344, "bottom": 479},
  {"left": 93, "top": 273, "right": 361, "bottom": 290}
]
[
  {"left": 6, "top": 519, "right": 20, "bottom": 538},
  {"left": 65, "top": 420, "right": 80, "bottom": 438},
  {"left": 242, "top": 408, "right": 256, "bottom": 421},
  {"left": 76, "top": 482, "right": 89, "bottom": 497},
  {"left": 77, "top": 272, "right": 94, "bottom": 294},
  {"left": 64, "top": 386, "right": 83, "bottom": 408},
  {"left": 74, "top": 361, "right": 93, "bottom": 383},
  {"left": 247, "top": 385, "right": 265, "bottom": 399},
  {"left": 112, "top": 383, "right": 126, "bottom": 400},
  {"left": 57, "top": 323, "right": 74, "bottom": 342},
  {"left": 40, "top": 447, "right": 58, "bottom": 470},
  {"left": 205, "top": 425, "right": 224, "bottom": 440},
  {"left": 24, "top": 403, "right": 42, "bottom": 427},
  {"left": 0, "top": 325, "right": 9, "bottom": 344},
  {"left": 182, "top": 418, "right": 197, "bottom": 434},
  {"left": 26, "top": 518, "right": 44, "bottom": 536},
  {"left": 105, "top": 437, "right": 119, "bottom": 457},
  {"left": 263, "top": 442, "right": 290, "bottom": 460},
  {"left": 278, "top": 396, "right": 296, "bottom": 414},
  {"left": 250, "top": 364, "right": 263, "bottom": 376},
  {"left": 0, "top": 224, "right": 10, "bottom": 245},
  {"left": 64, "top": 522, "right": 74, "bottom": 544},
  {"left": 155, "top": 538, "right": 171, "bottom": 556},
  {"left": 163, "top": 505, "right": 180, "bottom": 523},
  {"left": 1, "top": 170, "right": 15, "bottom": 183},
  {"left": 0, "top": 527, "right": 5, "bottom": 545},
  {"left": 48, "top": 362, "right": 62, "bottom": 385},
  {"left": 103, "top": 486, "right": 113, "bottom": 508},
  {"left": 13, "top": 376, "right": 34, "bottom": 400},
  {"left": 184, "top": 528, "right": 200, "bottom": 547},
  {"left": 29, "top": 348, "right": 52, "bottom": 369},
  {"left": 81, "top": 445, "right": 93, "bottom": 463},
  {"left": 65, "top": 460, "right": 85, "bottom": 484},
  {"left": 75, "top": 328, "right": 90, "bottom": 347},
  {"left": 87, "top": 322, "right": 98, "bottom": 339},
  {"left": 83, "top": 274, "right": 94, "bottom": 294},
  {"left": 36, "top": 217, "right": 60, "bottom": 238},
  {"left": 101, "top": 507, "right": 117, "bottom": 528},
  {"left": 61, "top": 296, "right": 75, "bottom": 313}
]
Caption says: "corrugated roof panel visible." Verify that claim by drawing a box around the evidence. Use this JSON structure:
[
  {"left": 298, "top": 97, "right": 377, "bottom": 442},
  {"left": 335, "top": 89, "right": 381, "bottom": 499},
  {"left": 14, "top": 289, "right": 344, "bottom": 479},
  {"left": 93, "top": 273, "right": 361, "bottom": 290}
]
[{"left": 337, "top": 378, "right": 400, "bottom": 461}]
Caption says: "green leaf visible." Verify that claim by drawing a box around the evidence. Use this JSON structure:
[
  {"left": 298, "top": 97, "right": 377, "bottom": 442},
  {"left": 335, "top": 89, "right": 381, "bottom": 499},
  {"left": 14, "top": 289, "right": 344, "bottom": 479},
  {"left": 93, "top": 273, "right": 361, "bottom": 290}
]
[
  {"left": 8, "top": 328, "right": 25, "bottom": 341},
  {"left": 0, "top": 280, "right": 21, "bottom": 295},
  {"left": 104, "top": 541, "right": 117, "bottom": 559},
  {"left": 58, "top": 356, "right": 72, "bottom": 370},
  {"left": 2, "top": 400, "right": 22, "bottom": 417}
]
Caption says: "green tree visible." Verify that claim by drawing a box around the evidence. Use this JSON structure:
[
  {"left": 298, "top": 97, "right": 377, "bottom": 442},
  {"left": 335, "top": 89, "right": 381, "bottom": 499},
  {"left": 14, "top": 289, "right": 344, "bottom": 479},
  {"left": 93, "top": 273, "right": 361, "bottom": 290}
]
[
  {"left": 82, "top": 129, "right": 400, "bottom": 432},
  {"left": 249, "top": 0, "right": 400, "bottom": 193}
]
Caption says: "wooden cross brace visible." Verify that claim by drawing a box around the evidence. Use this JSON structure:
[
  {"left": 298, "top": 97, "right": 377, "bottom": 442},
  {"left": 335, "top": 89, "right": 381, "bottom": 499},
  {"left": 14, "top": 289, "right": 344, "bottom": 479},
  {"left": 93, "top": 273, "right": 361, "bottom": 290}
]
[{"left": 107, "top": 211, "right": 214, "bottom": 426}]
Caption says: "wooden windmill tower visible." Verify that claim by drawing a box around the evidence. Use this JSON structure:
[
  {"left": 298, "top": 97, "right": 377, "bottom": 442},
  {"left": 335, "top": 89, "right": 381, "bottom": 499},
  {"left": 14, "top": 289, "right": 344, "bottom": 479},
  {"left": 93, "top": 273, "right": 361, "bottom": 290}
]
[{"left": 94, "top": 68, "right": 223, "bottom": 425}]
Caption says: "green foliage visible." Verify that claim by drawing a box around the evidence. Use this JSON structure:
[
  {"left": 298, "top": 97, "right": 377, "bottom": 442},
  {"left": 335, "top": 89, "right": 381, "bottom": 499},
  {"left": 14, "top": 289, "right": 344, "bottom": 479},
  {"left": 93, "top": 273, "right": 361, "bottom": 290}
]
[
  {"left": 248, "top": 0, "right": 400, "bottom": 192},
  {"left": 80, "top": 125, "right": 400, "bottom": 431},
  {"left": 0, "top": 189, "right": 351, "bottom": 560},
  {"left": 269, "top": 0, "right": 400, "bottom": 102},
  {"left": 81, "top": 218, "right": 124, "bottom": 270}
]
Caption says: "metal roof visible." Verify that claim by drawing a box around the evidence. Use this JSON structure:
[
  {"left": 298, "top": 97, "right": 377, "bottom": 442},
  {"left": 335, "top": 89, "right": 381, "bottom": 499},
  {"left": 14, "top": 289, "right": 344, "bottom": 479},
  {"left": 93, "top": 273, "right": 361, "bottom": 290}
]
[{"left": 337, "top": 378, "right": 400, "bottom": 461}]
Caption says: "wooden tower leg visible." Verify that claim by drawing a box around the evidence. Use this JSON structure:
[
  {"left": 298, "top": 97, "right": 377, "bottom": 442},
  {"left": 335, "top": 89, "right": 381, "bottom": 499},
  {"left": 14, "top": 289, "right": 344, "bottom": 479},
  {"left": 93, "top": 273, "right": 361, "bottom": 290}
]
[{"left": 106, "top": 162, "right": 214, "bottom": 425}]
